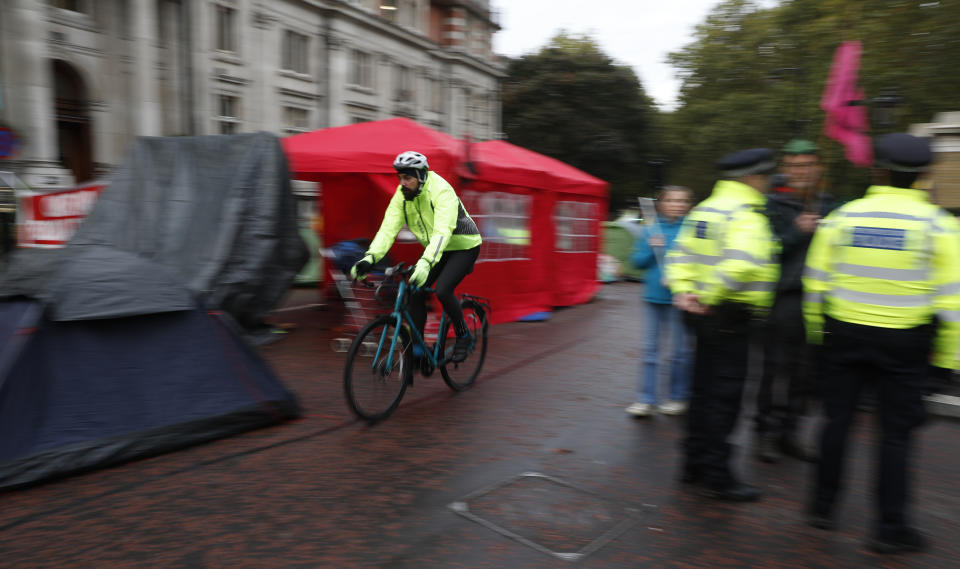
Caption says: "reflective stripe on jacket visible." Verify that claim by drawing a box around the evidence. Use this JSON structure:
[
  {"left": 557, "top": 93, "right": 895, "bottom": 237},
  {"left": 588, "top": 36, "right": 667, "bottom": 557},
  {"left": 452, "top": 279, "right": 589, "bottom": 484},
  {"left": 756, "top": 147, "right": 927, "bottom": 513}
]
[
  {"left": 366, "top": 170, "right": 482, "bottom": 266},
  {"left": 802, "top": 185, "right": 960, "bottom": 369},
  {"left": 665, "top": 179, "right": 779, "bottom": 311}
]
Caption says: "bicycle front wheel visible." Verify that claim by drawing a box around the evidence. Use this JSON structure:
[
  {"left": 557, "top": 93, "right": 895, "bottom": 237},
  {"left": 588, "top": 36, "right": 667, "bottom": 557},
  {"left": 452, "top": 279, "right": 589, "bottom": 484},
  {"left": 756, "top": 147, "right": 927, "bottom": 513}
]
[
  {"left": 440, "top": 300, "right": 488, "bottom": 391},
  {"left": 344, "top": 316, "right": 412, "bottom": 421}
]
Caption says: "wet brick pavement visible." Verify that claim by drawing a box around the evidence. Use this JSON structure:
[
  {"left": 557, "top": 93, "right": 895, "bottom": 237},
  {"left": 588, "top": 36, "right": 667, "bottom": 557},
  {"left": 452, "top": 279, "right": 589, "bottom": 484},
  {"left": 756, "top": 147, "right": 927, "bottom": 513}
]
[{"left": 1, "top": 282, "right": 958, "bottom": 568}]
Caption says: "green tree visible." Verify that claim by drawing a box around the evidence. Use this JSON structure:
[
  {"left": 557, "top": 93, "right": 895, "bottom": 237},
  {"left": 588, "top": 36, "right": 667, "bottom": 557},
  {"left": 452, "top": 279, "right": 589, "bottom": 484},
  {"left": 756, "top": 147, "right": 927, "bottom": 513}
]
[
  {"left": 664, "top": 0, "right": 960, "bottom": 200},
  {"left": 663, "top": 0, "right": 792, "bottom": 198},
  {"left": 501, "top": 33, "right": 658, "bottom": 212}
]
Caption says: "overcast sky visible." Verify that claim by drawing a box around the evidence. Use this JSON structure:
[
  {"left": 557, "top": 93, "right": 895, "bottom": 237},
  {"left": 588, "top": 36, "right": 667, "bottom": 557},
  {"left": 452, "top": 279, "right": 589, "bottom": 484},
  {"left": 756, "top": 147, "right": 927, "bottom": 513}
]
[{"left": 491, "top": 0, "right": 777, "bottom": 111}]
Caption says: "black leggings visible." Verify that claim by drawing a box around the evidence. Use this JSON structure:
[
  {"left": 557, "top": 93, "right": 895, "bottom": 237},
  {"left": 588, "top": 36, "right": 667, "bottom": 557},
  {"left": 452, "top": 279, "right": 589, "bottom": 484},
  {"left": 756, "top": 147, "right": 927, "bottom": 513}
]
[{"left": 409, "top": 246, "right": 480, "bottom": 339}]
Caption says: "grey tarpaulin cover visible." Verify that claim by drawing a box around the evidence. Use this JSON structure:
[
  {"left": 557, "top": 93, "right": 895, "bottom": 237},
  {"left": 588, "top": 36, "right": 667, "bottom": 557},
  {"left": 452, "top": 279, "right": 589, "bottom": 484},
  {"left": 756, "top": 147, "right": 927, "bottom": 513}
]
[
  {"left": 0, "top": 133, "right": 304, "bottom": 491},
  {"left": 0, "top": 131, "right": 308, "bottom": 327}
]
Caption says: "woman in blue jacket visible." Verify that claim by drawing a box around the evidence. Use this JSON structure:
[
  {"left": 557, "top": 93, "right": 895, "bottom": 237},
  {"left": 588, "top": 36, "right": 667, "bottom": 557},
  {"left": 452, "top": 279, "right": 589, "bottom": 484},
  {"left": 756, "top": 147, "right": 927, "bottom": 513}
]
[{"left": 626, "top": 187, "right": 693, "bottom": 417}]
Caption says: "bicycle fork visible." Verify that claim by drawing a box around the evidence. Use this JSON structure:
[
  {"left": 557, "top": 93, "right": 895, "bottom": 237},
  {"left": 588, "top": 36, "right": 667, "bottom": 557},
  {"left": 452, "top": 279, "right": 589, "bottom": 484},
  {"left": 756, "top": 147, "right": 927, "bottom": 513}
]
[{"left": 372, "top": 315, "right": 404, "bottom": 377}]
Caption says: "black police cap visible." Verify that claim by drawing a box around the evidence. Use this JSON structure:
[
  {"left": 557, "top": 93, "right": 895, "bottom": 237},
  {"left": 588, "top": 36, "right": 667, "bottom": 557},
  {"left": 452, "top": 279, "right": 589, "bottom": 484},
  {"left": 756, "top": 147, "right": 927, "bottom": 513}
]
[
  {"left": 874, "top": 133, "right": 932, "bottom": 172},
  {"left": 715, "top": 148, "right": 777, "bottom": 178}
]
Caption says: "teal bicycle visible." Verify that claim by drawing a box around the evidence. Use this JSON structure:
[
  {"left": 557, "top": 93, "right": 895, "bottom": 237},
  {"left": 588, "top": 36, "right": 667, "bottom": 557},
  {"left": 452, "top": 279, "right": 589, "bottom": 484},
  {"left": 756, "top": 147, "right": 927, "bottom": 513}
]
[{"left": 343, "top": 262, "right": 490, "bottom": 422}]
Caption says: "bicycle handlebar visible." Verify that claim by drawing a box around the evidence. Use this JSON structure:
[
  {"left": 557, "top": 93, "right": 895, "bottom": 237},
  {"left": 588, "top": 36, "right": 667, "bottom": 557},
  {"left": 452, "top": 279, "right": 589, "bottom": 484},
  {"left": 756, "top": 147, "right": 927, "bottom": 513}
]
[
  {"left": 353, "top": 262, "right": 408, "bottom": 288},
  {"left": 384, "top": 262, "right": 435, "bottom": 293},
  {"left": 384, "top": 262, "right": 414, "bottom": 278},
  {"left": 356, "top": 262, "right": 432, "bottom": 294}
]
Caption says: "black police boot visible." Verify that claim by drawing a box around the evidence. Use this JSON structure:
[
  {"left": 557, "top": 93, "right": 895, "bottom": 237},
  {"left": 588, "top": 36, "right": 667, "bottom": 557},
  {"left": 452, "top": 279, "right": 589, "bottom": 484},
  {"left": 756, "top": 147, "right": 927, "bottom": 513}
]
[
  {"left": 806, "top": 508, "right": 836, "bottom": 531},
  {"left": 868, "top": 527, "right": 928, "bottom": 554},
  {"left": 756, "top": 432, "right": 782, "bottom": 463},
  {"left": 806, "top": 498, "right": 835, "bottom": 530},
  {"left": 701, "top": 481, "right": 763, "bottom": 502},
  {"left": 678, "top": 465, "right": 703, "bottom": 485},
  {"left": 780, "top": 435, "right": 819, "bottom": 463}
]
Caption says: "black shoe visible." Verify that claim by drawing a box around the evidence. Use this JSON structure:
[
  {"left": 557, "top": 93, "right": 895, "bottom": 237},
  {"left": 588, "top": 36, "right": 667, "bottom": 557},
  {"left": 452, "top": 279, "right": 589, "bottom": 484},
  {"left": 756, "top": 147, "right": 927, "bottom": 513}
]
[
  {"left": 450, "top": 334, "right": 471, "bottom": 363},
  {"left": 756, "top": 434, "right": 782, "bottom": 463},
  {"left": 419, "top": 354, "right": 434, "bottom": 376},
  {"left": 781, "top": 438, "right": 819, "bottom": 463},
  {"left": 679, "top": 469, "right": 703, "bottom": 485},
  {"left": 806, "top": 513, "right": 836, "bottom": 531},
  {"left": 868, "top": 527, "right": 927, "bottom": 554},
  {"left": 701, "top": 482, "right": 762, "bottom": 502}
]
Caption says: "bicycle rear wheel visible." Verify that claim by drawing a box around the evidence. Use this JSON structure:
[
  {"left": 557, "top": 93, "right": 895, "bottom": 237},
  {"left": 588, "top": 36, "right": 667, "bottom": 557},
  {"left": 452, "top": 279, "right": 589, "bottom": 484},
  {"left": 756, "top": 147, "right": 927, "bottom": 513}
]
[
  {"left": 344, "top": 316, "right": 411, "bottom": 421},
  {"left": 440, "top": 300, "right": 488, "bottom": 391}
]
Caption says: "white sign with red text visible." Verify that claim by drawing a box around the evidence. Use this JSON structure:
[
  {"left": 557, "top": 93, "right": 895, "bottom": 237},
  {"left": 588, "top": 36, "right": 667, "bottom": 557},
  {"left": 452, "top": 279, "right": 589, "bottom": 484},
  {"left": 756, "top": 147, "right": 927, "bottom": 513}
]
[{"left": 16, "top": 181, "right": 106, "bottom": 248}]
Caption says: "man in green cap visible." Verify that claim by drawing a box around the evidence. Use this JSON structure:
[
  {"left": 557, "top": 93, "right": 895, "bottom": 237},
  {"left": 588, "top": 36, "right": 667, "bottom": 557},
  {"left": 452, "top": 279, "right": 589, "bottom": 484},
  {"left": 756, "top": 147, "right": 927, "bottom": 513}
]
[{"left": 754, "top": 139, "right": 834, "bottom": 463}]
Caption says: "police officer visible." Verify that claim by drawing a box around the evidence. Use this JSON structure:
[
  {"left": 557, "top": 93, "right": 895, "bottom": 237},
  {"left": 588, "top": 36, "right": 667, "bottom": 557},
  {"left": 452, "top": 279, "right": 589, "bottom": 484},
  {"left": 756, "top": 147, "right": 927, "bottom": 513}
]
[
  {"left": 665, "top": 148, "right": 780, "bottom": 502},
  {"left": 803, "top": 133, "right": 960, "bottom": 553}
]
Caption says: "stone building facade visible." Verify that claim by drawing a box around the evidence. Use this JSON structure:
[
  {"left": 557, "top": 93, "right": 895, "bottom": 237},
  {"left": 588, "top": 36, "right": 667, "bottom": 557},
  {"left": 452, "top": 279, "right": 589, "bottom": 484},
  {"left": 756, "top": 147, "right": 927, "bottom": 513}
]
[
  {"left": 912, "top": 112, "right": 960, "bottom": 210},
  {"left": 0, "top": 0, "right": 503, "bottom": 192}
]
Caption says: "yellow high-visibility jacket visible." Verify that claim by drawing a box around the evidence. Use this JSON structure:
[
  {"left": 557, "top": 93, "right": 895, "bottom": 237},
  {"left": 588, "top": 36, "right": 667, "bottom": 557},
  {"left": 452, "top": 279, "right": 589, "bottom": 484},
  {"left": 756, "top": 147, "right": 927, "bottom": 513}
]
[
  {"left": 803, "top": 185, "right": 960, "bottom": 369},
  {"left": 366, "top": 171, "right": 482, "bottom": 267},
  {"left": 665, "top": 180, "right": 779, "bottom": 310}
]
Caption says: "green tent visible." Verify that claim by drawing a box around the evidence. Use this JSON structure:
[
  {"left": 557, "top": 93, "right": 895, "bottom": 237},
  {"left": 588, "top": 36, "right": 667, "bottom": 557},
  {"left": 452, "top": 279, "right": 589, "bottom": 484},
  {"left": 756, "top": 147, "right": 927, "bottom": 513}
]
[
  {"left": 294, "top": 227, "right": 321, "bottom": 285},
  {"left": 603, "top": 221, "right": 644, "bottom": 282}
]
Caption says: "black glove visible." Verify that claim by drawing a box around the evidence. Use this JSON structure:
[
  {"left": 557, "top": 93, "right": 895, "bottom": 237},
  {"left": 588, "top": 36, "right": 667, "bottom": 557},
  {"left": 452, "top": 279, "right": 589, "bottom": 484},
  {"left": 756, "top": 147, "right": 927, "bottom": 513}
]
[{"left": 350, "top": 255, "right": 374, "bottom": 280}]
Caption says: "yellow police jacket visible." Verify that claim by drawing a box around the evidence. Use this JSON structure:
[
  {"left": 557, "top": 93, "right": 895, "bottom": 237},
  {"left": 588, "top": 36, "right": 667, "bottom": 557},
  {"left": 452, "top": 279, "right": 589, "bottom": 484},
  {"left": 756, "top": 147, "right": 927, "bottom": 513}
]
[
  {"left": 366, "top": 171, "right": 482, "bottom": 266},
  {"left": 665, "top": 180, "right": 779, "bottom": 310},
  {"left": 803, "top": 185, "right": 960, "bottom": 369}
]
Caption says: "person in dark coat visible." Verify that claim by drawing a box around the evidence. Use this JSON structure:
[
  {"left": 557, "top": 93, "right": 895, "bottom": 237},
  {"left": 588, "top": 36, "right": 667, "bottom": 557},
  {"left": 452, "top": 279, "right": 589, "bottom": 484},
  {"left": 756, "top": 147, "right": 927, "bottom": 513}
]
[{"left": 754, "top": 139, "right": 835, "bottom": 463}]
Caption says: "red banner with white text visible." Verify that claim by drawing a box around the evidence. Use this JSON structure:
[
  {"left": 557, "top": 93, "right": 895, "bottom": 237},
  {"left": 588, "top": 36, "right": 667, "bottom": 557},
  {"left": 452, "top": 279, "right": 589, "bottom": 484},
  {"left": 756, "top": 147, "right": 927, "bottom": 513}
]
[{"left": 16, "top": 181, "right": 106, "bottom": 248}]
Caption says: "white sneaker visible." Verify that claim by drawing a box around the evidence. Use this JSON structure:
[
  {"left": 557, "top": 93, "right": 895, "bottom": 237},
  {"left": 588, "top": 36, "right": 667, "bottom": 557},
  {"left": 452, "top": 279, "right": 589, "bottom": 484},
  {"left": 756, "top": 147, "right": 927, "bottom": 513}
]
[
  {"left": 626, "top": 402, "right": 653, "bottom": 417},
  {"left": 658, "top": 401, "right": 688, "bottom": 416}
]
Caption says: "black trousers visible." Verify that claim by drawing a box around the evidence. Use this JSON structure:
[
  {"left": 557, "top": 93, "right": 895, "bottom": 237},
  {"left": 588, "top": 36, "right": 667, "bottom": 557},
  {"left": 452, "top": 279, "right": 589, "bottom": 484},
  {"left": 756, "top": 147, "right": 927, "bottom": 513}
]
[
  {"left": 409, "top": 246, "right": 479, "bottom": 339},
  {"left": 0, "top": 211, "right": 13, "bottom": 256},
  {"left": 812, "top": 317, "right": 930, "bottom": 536},
  {"left": 755, "top": 291, "right": 815, "bottom": 436},
  {"left": 683, "top": 303, "right": 755, "bottom": 487}
]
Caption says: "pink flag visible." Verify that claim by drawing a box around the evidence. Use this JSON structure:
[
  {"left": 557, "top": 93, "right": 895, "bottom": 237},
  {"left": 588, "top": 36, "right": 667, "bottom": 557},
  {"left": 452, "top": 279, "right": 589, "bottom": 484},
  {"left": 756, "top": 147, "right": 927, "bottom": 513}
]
[{"left": 820, "top": 41, "right": 873, "bottom": 167}]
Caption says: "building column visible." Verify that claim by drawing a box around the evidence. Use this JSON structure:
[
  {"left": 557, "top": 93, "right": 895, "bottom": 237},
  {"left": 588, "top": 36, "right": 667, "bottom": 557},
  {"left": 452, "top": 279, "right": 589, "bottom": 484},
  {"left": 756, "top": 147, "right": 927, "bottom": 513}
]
[
  {"left": 131, "top": 0, "right": 161, "bottom": 136},
  {"left": 252, "top": 8, "right": 277, "bottom": 133},
  {"left": 188, "top": 0, "right": 209, "bottom": 135},
  {"left": 325, "top": 29, "right": 348, "bottom": 127},
  {"left": 2, "top": 0, "right": 73, "bottom": 189}
]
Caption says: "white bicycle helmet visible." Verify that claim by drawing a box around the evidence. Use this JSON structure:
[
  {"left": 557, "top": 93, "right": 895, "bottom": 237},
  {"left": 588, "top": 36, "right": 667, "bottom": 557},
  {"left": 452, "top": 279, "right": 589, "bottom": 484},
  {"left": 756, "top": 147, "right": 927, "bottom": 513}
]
[{"left": 393, "top": 151, "right": 429, "bottom": 172}]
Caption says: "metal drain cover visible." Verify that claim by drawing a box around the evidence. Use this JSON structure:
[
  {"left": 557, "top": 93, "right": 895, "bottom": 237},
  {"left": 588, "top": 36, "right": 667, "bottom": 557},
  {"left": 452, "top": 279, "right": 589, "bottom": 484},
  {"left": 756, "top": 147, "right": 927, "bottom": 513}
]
[{"left": 450, "top": 472, "right": 647, "bottom": 562}]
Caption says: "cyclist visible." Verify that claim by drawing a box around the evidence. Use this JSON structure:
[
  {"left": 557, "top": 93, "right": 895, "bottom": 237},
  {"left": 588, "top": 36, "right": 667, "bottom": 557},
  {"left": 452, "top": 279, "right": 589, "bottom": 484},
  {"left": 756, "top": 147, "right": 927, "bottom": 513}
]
[{"left": 350, "top": 151, "right": 482, "bottom": 362}]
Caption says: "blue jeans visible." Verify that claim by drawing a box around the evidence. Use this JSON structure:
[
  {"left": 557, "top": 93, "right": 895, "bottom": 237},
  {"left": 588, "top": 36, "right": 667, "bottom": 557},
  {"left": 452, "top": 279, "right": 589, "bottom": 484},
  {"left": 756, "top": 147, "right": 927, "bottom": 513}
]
[{"left": 637, "top": 301, "right": 692, "bottom": 404}]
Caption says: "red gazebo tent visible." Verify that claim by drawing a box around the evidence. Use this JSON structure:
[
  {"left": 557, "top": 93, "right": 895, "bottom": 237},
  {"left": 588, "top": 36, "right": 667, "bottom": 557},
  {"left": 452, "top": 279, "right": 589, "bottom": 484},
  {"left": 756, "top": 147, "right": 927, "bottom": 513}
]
[{"left": 466, "top": 140, "right": 608, "bottom": 311}]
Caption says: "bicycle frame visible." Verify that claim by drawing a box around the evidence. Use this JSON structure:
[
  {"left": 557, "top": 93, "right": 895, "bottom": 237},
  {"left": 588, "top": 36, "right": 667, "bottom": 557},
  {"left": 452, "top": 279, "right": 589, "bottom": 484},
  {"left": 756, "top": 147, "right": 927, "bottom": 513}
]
[{"left": 370, "top": 273, "right": 446, "bottom": 374}]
